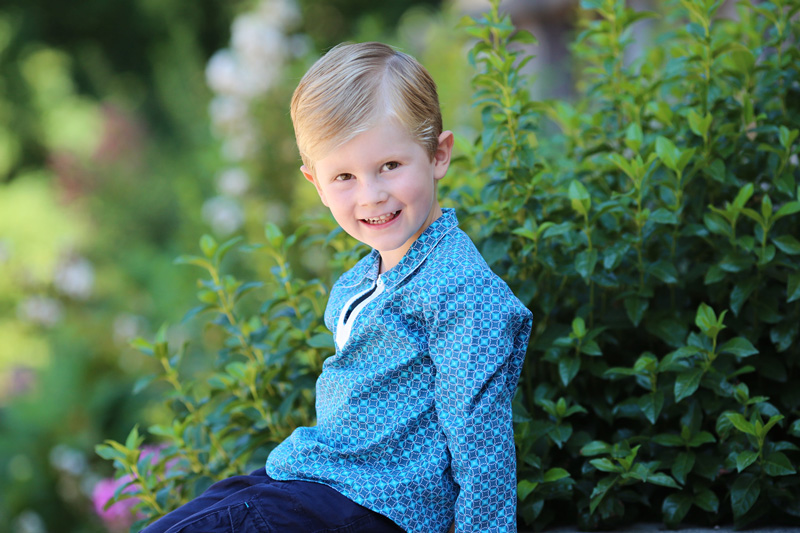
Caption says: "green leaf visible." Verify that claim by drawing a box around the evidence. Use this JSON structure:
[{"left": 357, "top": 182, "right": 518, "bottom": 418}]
[
  {"left": 675, "top": 368, "right": 704, "bottom": 402},
  {"left": 775, "top": 200, "right": 800, "bottom": 220},
  {"left": 762, "top": 414, "right": 784, "bottom": 436},
  {"left": 719, "top": 337, "right": 758, "bottom": 357},
  {"left": 694, "top": 488, "right": 719, "bottom": 513},
  {"left": 728, "top": 46, "right": 756, "bottom": 74},
  {"left": 95, "top": 443, "right": 126, "bottom": 462},
  {"left": 173, "top": 255, "right": 213, "bottom": 270},
  {"left": 672, "top": 451, "right": 695, "bottom": 485},
  {"left": 569, "top": 180, "right": 591, "bottom": 216},
  {"left": 741, "top": 207, "right": 764, "bottom": 227},
  {"left": 763, "top": 452, "right": 797, "bottom": 476},
  {"left": 625, "top": 123, "right": 644, "bottom": 153},
  {"left": 307, "top": 333, "right": 334, "bottom": 349},
  {"left": 772, "top": 235, "right": 800, "bottom": 255},
  {"left": 591, "top": 458, "right": 620, "bottom": 473},
  {"left": 652, "top": 433, "right": 684, "bottom": 447},
  {"left": 761, "top": 194, "right": 774, "bottom": 222},
  {"left": 543, "top": 467, "right": 571, "bottom": 483},
  {"left": 214, "top": 236, "right": 244, "bottom": 264},
  {"left": 200, "top": 234, "right": 218, "bottom": 258},
  {"left": 639, "top": 392, "right": 664, "bottom": 425},
  {"left": 580, "top": 340, "right": 603, "bottom": 356},
  {"left": 788, "top": 273, "right": 800, "bottom": 303},
  {"left": 559, "top": 356, "right": 581, "bottom": 386},
  {"left": 733, "top": 182, "right": 755, "bottom": 209},
  {"left": 694, "top": 303, "right": 714, "bottom": 331},
  {"left": 704, "top": 265, "right": 726, "bottom": 285},
  {"left": 730, "top": 278, "right": 757, "bottom": 316},
  {"left": 687, "top": 109, "right": 711, "bottom": 139},
  {"left": 736, "top": 450, "right": 758, "bottom": 472},
  {"left": 662, "top": 492, "right": 692, "bottom": 526},
  {"left": 581, "top": 441, "right": 611, "bottom": 456},
  {"left": 725, "top": 413, "right": 756, "bottom": 436},
  {"left": 125, "top": 425, "right": 140, "bottom": 451},
  {"left": 517, "top": 479, "right": 538, "bottom": 501},
  {"left": 589, "top": 476, "right": 617, "bottom": 515},
  {"left": 572, "top": 317, "right": 587, "bottom": 338},
  {"left": 687, "top": 431, "right": 716, "bottom": 447},
  {"left": 549, "top": 423, "right": 573, "bottom": 448},
  {"left": 647, "top": 472, "right": 680, "bottom": 488},
  {"left": 656, "top": 136, "right": 679, "bottom": 172},
  {"left": 265, "top": 222, "right": 284, "bottom": 249},
  {"left": 651, "top": 208, "right": 679, "bottom": 224},
  {"left": 778, "top": 126, "right": 799, "bottom": 149},
  {"left": 649, "top": 260, "right": 679, "bottom": 284},
  {"left": 731, "top": 473, "right": 760, "bottom": 518},
  {"left": 624, "top": 296, "right": 649, "bottom": 327},
  {"left": 575, "top": 249, "right": 598, "bottom": 282},
  {"left": 132, "top": 375, "right": 156, "bottom": 394}
]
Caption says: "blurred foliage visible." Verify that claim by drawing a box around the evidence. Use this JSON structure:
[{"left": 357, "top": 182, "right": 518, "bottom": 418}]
[
  {"left": 0, "top": 0, "right": 457, "bottom": 532},
  {"left": 458, "top": 0, "right": 800, "bottom": 529}
]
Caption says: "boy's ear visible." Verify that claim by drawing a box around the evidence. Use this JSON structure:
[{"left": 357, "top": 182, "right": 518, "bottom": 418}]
[
  {"left": 433, "top": 130, "right": 454, "bottom": 181},
  {"left": 301, "top": 165, "right": 329, "bottom": 207}
]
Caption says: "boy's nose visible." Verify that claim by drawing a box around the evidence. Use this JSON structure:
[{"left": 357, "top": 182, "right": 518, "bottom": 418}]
[{"left": 357, "top": 178, "right": 389, "bottom": 206}]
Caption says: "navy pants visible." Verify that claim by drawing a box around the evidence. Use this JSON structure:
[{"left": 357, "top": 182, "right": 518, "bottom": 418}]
[{"left": 140, "top": 468, "right": 404, "bottom": 533}]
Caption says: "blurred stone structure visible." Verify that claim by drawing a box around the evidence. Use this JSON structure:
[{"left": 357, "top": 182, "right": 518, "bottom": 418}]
[{"left": 455, "top": 0, "right": 739, "bottom": 100}]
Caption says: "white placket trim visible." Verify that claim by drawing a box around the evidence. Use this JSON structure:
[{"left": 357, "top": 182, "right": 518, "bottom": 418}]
[{"left": 335, "top": 275, "right": 385, "bottom": 350}]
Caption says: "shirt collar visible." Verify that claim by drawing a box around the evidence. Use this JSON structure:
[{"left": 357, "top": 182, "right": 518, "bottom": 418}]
[
  {"left": 338, "top": 208, "right": 459, "bottom": 289},
  {"left": 379, "top": 207, "right": 459, "bottom": 288}
]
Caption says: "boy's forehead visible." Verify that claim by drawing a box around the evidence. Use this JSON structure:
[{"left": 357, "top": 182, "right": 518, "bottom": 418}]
[
  {"left": 309, "top": 114, "right": 411, "bottom": 161},
  {"left": 313, "top": 121, "right": 423, "bottom": 170}
]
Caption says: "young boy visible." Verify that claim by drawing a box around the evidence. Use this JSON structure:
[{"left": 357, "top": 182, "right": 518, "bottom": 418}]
[{"left": 142, "top": 42, "right": 532, "bottom": 533}]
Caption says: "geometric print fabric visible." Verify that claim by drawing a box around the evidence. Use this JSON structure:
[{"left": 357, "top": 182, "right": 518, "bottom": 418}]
[{"left": 266, "top": 208, "right": 533, "bottom": 533}]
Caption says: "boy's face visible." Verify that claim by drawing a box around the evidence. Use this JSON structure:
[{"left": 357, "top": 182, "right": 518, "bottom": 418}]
[{"left": 302, "top": 120, "right": 453, "bottom": 273}]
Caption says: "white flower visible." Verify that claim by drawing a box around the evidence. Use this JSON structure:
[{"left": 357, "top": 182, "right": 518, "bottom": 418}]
[
  {"left": 54, "top": 256, "right": 94, "bottom": 300},
  {"left": 49, "top": 445, "right": 88, "bottom": 476},
  {"left": 209, "top": 95, "right": 250, "bottom": 135},
  {"left": 223, "top": 129, "right": 258, "bottom": 161},
  {"left": 217, "top": 167, "right": 251, "bottom": 196},
  {"left": 288, "top": 34, "right": 312, "bottom": 59},
  {"left": 13, "top": 510, "right": 46, "bottom": 533},
  {"left": 18, "top": 296, "right": 63, "bottom": 327},
  {"left": 202, "top": 196, "right": 245, "bottom": 236},
  {"left": 112, "top": 313, "right": 147, "bottom": 345},
  {"left": 232, "top": 15, "right": 286, "bottom": 66},
  {"left": 206, "top": 49, "right": 241, "bottom": 96},
  {"left": 790, "top": 153, "right": 798, "bottom": 167}
]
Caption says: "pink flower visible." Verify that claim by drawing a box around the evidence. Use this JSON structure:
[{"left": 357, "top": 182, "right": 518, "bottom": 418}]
[
  {"left": 93, "top": 445, "right": 178, "bottom": 532},
  {"left": 92, "top": 475, "right": 138, "bottom": 532}
]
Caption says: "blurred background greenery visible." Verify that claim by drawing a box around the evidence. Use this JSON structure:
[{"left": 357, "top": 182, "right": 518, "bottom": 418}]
[{"left": 0, "top": 0, "right": 492, "bottom": 531}]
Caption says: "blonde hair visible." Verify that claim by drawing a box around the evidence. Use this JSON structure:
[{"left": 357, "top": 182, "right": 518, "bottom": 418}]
[{"left": 291, "top": 42, "right": 442, "bottom": 173}]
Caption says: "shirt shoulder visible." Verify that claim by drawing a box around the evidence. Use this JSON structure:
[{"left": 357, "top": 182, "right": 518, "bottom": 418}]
[{"left": 413, "top": 227, "right": 532, "bottom": 320}]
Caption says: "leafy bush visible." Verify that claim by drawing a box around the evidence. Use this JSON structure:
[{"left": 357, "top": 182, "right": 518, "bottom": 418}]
[
  {"left": 98, "top": 0, "right": 800, "bottom": 530},
  {"left": 459, "top": 0, "right": 800, "bottom": 529}
]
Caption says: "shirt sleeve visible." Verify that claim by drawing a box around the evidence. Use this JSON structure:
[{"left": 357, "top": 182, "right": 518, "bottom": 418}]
[{"left": 424, "top": 268, "right": 532, "bottom": 533}]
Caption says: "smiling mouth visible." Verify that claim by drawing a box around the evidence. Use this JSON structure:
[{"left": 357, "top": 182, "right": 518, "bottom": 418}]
[{"left": 362, "top": 210, "right": 401, "bottom": 225}]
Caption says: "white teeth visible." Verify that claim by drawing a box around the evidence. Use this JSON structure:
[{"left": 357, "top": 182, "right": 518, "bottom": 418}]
[{"left": 364, "top": 211, "right": 399, "bottom": 224}]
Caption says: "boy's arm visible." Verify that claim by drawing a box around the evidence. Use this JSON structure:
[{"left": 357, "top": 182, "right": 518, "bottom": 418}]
[{"left": 425, "top": 271, "right": 532, "bottom": 533}]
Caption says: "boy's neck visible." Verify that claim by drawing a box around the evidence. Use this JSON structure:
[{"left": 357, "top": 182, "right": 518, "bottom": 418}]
[{"left": 377, "top": 203, "right": 443, "bottom": 275}]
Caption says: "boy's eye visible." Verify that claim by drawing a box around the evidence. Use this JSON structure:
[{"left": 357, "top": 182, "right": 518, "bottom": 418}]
[
  {"left": 334, "top": 173, "right": 354, "bottom": 182},
  {"left": 381, "top": 161, "right": 399, "bottom": 172}
]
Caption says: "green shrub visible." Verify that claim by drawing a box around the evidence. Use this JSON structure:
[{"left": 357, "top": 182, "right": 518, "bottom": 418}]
[
  {"left": 98, "top": 0, "right": 800, "bottom": 530},
  {"left": 459, "top": 0, "right": 800, "bottom": 528}
]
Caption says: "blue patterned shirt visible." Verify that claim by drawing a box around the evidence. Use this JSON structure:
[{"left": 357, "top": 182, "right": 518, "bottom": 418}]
[{"left": 266, "top": 208, "right": 533, "bottom": 533}]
